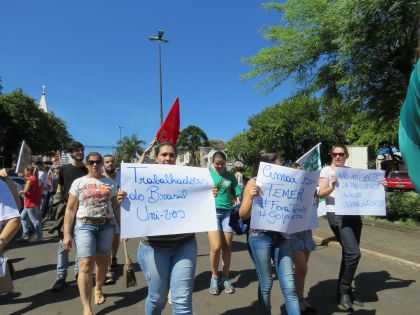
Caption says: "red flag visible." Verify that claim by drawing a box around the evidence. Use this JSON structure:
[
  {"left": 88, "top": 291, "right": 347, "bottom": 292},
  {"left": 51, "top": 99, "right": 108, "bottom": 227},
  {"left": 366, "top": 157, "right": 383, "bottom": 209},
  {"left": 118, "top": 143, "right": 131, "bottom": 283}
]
[{"left": 155, "top": 97, "right": 180, "bottom": 144}]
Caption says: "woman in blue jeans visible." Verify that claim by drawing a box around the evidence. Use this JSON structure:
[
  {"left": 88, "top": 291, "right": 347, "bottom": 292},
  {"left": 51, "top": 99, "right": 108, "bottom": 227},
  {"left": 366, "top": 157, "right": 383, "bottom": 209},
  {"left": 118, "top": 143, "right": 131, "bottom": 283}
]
[
  {"left": 137, "top": 142, "right": 197, "bottom": 315},
  {"left": 239, "top": 150, "right": 300, "bottom": 315},
  {"left": 63, "top": 152, "right": 119, "bottom": 315},
  {"left": 20, "top": 165, "right": 43, "bottom": 241}
]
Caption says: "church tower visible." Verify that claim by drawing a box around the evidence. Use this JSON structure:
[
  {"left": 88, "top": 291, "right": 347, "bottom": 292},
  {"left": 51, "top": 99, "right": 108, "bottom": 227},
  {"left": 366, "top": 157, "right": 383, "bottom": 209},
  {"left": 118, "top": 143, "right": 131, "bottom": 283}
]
[{"left": 38, "top": 84, "right": 49, "bottom": 112}]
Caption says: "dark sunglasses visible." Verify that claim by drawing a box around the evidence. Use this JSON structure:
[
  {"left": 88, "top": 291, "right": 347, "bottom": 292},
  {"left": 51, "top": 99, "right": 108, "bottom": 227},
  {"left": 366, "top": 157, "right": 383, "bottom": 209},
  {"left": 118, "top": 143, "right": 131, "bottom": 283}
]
[
  {"left": 87, "top": 160, "right": 102, "bottom": 165},
  {"left": 332, "top": 152, "right": 345, "bottom": 157}
]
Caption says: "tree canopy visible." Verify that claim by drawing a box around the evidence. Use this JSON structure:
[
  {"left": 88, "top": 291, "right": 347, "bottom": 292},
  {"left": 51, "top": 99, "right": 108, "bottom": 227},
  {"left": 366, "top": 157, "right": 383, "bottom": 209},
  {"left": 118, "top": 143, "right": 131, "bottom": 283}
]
[
  {"left": 114, "top": 134, "right": 145, "bottom": 164},
  {"left": 229, "top": 0, "right": 419, "bottom": 169},
  {"left": 177, "top": 125, "right": 210, "bottom": 166},
  {"left": 0, "top": 89, "right": 71, "bottom": 166},
  {"left": 241, "top": 0, "right": 418, "bottom": 152}
]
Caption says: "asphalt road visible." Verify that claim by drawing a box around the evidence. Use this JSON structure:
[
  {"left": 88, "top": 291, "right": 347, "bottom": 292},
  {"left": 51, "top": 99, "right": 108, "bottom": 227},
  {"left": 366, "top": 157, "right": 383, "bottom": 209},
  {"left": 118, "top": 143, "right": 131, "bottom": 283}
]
[{"left": 1, "top": 230, "right": 419, "bottom": 315}]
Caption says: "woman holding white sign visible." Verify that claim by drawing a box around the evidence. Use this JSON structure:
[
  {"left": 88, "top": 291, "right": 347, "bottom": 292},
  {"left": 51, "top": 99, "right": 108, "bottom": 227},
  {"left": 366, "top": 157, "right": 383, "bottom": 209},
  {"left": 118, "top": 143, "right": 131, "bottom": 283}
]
[
  {"left": 208, "top": 151, "right": 242, "bottom": 295},
  {"left": 319, "top": 145, "right": 363, "bottom": 312},
  {"left": 137, "top": 142, "right": 197, "bottom": 315},
  {"left": 239, "top": 150, "right": 300, "bottom": 315}
]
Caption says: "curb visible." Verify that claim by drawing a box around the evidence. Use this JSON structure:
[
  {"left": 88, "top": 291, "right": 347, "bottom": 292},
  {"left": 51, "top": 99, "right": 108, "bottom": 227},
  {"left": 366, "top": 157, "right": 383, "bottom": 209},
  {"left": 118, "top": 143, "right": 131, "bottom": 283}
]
[{"left": 312, "top": 235, "right": 420, "bottom": 271}]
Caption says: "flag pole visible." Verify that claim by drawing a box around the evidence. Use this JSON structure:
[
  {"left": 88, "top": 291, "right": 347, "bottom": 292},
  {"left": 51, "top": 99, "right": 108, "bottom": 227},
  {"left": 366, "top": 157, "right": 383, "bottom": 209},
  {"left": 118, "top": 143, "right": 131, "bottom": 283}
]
[{"left": 139, "top": 138, "right": 158, "bottom": 164}]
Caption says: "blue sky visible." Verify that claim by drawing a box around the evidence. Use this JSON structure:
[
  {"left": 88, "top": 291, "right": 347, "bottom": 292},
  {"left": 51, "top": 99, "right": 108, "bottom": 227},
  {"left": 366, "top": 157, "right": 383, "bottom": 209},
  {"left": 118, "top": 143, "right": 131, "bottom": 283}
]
[{"left": 1, "top": 0, "right": 294, "bottom": 156}]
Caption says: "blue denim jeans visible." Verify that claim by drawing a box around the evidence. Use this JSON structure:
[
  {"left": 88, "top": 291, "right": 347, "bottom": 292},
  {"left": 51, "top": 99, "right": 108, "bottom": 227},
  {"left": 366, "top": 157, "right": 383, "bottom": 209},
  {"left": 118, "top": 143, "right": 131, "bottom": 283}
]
[
  {"left": 74, "top": 218, "right": 115, "bottom": 257},
  {"left": 248, "top": 231, "right": 300, "bottom": 315},
  {"left": 21, "top": 206, "right": 43, "bottom": 240},
  {"left": 216, "top": 209, "right": 233, "bottom": 232},
  {"left": 327, "top": 213, "right": 362, "bottom": 296},
  {"left": 57, "top": 230, "right": 79, "bottom": 279},
  {"left": 138, "top": 237, "right": 197, "bottom": 315}
]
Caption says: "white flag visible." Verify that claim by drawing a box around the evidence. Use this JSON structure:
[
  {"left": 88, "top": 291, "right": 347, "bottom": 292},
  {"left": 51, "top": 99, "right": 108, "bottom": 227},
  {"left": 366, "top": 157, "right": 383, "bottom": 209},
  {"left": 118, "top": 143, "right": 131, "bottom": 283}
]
[
  {"left": 296, "top": 142, "right": 325, "bottom": 224},
  {"left": 296, "top": 142, "right": 322, "bottom": 171},
  {"left": 16, "top": 140, "right": 32, "bottom": 175}
]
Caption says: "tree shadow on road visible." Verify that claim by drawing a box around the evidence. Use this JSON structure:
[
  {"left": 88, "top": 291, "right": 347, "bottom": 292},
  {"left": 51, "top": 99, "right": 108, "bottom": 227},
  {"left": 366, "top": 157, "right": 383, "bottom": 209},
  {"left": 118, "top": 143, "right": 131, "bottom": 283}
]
[
  {"left": 13, "top": 263, "right": 56, "bottom": 279},
  {"left": 95, "top": 286, "right": 148, "bottom": 315},
  {"left": 231, "top": 239, "right": 249, "bottom": 253},
  {"left": 354, "top": 270, "right": 416, "bottom": 303},
  {"left": 220, "top": 300, "right": 259, "bottom": 314},
  {"left": 0, "top": 282, "right": 79, "bottom": 314},
  {"left": 307, "top": 270, "right": 415, "bottom": 315}
]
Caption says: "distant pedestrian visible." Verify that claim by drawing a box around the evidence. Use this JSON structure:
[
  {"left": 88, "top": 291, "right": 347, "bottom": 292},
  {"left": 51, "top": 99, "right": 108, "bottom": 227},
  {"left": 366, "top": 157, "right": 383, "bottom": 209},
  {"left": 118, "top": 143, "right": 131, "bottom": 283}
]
[
  {"left": 239, "top": 150, "right": 300, "bottom": 315},
  {"left": 62, "top": 152, "right": 119, "bottom": 315},
  {"left": 102, "top": 154, "right": 121, "bottom": 284},
  {"left": 50, "top": 141, "right": 87, "bottom": 292},
  {"left": 235, "top": 170, "right": 244, "bottom": 190},
  {"left": 33, "top": 160, "right": 50, "bottom": 220},
  {"left": 19, "top": 165, "right": 43, "bottom": 242},
  {"left": 208, "top": 151, "right": 242, "bottom": 295},
  {"left": 319, "top": 145, "right": 363, "bottom": 312}
]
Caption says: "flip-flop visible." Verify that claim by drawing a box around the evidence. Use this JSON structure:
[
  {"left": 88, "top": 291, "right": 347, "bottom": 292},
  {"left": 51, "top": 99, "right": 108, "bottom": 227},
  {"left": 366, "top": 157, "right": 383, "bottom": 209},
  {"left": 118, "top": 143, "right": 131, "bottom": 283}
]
[{"left": 94, "top": 290, "right": 106, "bottom": 305}]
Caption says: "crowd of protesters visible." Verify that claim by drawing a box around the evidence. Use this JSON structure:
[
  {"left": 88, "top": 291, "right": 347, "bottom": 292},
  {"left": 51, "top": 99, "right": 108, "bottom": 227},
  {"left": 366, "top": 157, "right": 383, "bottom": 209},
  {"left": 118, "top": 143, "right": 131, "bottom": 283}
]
[{"left": 1, "top": 140, "right": 374, "bottom": 315}]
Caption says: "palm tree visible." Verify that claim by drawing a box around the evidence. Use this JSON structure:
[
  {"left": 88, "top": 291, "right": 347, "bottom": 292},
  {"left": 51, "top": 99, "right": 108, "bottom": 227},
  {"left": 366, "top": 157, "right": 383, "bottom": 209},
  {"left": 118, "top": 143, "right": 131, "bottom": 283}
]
[
  {"left": 177, "top": 125, "right": 210, "bottom": 166},
  {"left": 115, "top": 134, "right": 145, "bottom": 164}
]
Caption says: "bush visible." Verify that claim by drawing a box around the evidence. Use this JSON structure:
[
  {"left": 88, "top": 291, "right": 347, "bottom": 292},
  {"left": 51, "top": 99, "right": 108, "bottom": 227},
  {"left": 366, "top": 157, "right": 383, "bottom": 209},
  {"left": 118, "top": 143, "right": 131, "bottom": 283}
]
[{"left": 386, "top": 192, "right": 420, "bottom": 223}]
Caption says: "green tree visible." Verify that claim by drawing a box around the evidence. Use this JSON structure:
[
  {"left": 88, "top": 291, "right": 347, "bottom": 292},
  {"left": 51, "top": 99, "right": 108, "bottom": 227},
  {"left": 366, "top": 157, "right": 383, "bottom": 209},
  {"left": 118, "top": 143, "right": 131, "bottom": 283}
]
[
  {"left": 228, "top": 96, "right": 335, "bottom": 168},
  {"left": 0, "top": 89, "right": 71, "bottom": 165},
  {"left": 114, "top": 134, "right": 145, "bottom": 164},
  {"left": 177, "top": 125, "right": 210, "bottom": 165},
  {"left": 243, "top": 0, "right": 419, "bottom": 151}
]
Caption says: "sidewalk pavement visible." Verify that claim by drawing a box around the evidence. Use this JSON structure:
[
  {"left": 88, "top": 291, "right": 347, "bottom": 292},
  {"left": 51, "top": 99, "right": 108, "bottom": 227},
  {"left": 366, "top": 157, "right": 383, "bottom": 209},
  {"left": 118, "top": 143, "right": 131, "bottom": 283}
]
[{"left": 312, "top": 216, "right": 420, "bottom": 271}]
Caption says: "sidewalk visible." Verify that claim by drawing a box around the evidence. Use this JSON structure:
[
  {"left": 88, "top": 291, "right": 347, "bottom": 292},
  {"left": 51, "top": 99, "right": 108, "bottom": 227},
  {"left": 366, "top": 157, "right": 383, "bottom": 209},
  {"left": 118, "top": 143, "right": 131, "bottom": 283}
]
[{"left": 312, "top": 217, "right": 420, "bottom": 271}]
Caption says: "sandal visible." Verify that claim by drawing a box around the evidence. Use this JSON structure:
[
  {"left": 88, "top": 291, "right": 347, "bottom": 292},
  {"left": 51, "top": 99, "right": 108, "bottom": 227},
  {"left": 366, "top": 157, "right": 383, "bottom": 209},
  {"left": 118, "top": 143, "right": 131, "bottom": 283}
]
[{"left": 94, "top": 289, "right": 106, "bottom": 305}]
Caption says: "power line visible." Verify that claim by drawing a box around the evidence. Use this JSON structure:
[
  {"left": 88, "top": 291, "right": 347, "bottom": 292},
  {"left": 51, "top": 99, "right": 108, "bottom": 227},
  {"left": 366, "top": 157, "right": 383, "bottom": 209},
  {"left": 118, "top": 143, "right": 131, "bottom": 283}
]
[{"left": 83, "top": 144, "right": 117, "bottom": 150}]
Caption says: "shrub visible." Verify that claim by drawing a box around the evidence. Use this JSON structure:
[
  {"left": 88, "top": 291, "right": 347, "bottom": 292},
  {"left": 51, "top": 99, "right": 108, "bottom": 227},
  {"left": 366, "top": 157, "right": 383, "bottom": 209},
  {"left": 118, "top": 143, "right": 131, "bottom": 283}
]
[{"left": 386, "top": 192, "right": 420, "bottom": 223}]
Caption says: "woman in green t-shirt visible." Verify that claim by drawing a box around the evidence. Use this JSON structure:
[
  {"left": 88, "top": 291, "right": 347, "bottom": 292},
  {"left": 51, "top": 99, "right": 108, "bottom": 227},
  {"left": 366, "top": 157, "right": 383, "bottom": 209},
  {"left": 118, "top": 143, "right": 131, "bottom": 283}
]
[{"left": 208, "top": 151, "right": 242, "bottom": 295}]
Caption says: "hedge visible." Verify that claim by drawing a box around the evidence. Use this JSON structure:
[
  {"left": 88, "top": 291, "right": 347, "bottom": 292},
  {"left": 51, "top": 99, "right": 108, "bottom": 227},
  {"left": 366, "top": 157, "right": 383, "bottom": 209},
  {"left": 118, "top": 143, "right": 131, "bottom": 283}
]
[{"left": 386, "top": 192, "right": 420, "bottom": 223}]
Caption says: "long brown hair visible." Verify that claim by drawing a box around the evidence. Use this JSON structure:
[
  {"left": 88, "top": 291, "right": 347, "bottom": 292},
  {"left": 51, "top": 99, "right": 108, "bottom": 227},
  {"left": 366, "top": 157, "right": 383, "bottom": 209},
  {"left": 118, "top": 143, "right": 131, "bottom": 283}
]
[
  {"left": 252, "top": 150, "right": 281, "bottom": 177},
  {"left": 25, "top": 165, "right": 39, "bottom": 180}
]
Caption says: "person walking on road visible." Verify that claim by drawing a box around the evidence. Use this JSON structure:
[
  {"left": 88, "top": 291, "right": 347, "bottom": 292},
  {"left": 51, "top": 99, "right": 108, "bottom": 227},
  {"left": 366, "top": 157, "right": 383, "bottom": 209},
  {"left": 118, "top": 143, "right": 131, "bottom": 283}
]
[
  {"left": 123, "top": 142, "right": 198, "bottom": 315},
  {"left": 62, "top": 152, "right": 119, "bottom": 315},
  {"left": 19, "top": 165, "right": 43, "bottom": 242},
  {"left": 208, "top": 151, "right": 242, "bottom": 295},
  {"left": 319, "top": 144, "right": 363, "bottom": 312},
  {"left": 239, "top": 150, "right": 300, "bottom": 315},
  {"left": 50, "top": 141, "right": 87, "bottom": 292},
  {"left": 102, "top": 154, "right": 121, "bottom": 285}
]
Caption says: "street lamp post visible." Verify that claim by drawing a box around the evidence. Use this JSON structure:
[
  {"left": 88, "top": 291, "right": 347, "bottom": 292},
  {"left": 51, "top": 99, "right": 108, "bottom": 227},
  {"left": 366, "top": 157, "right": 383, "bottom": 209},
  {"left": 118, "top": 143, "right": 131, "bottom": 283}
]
[
  {"left": 149, "top": 30, "right": 169, "bottom": 124},
  {"left": 118, "top": 125, "right": 124, "bottom": 143}
]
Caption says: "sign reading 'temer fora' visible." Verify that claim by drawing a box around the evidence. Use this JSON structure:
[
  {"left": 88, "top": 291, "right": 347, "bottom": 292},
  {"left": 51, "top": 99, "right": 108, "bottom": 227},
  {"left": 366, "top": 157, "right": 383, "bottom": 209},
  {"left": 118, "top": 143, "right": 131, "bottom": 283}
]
[
  {"left": 252, "top": 162, "right": 320, "bottom": 234},
  {"left": 120, "top": 163, "right": 217, "bottom": 238},
  {"left": 335, "top": 168, "right": 386, "bottom": 216}
]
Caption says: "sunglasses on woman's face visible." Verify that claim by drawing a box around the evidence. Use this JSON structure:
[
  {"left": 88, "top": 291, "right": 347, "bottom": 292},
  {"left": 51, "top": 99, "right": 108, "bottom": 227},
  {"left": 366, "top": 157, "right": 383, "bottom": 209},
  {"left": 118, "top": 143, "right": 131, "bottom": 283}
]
[
  {"left": 87, "top": 160, "right": 102, "bottom": 166},
  {"left": 332, "top": 152, "right": 345, "bottom": 157}
]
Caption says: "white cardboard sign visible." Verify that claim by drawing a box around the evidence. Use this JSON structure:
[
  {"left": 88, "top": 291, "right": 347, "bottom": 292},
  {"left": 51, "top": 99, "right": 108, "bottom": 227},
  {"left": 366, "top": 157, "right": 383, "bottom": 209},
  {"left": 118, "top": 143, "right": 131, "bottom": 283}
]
[
  {"left": 120, "top": 163, "right": 217, "bottom": 238},
  {"left": 252, "top": 162, "right": 319, "bottom": 234},
  {"left": 335, "top": 168, "right": 386, "bottom": 216}
]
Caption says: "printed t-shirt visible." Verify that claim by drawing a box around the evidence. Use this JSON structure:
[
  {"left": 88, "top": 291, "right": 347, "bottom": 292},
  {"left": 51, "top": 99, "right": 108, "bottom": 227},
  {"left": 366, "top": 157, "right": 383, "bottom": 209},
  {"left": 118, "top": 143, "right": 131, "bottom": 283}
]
[
  {"left": 69, "top": 176, "right": 118, "bottom": 219},
  {"left": 24, "top": 176, "right": 42, "bottom": 208},
  {"left": 59, "top": 164, "right": 88, "bottom": 199},
  {"left": 0, "top": 179, "right": 20, "bottom": 225},
  {"left": 210, "top": 169, "right": 242, "bottom": 210}
]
